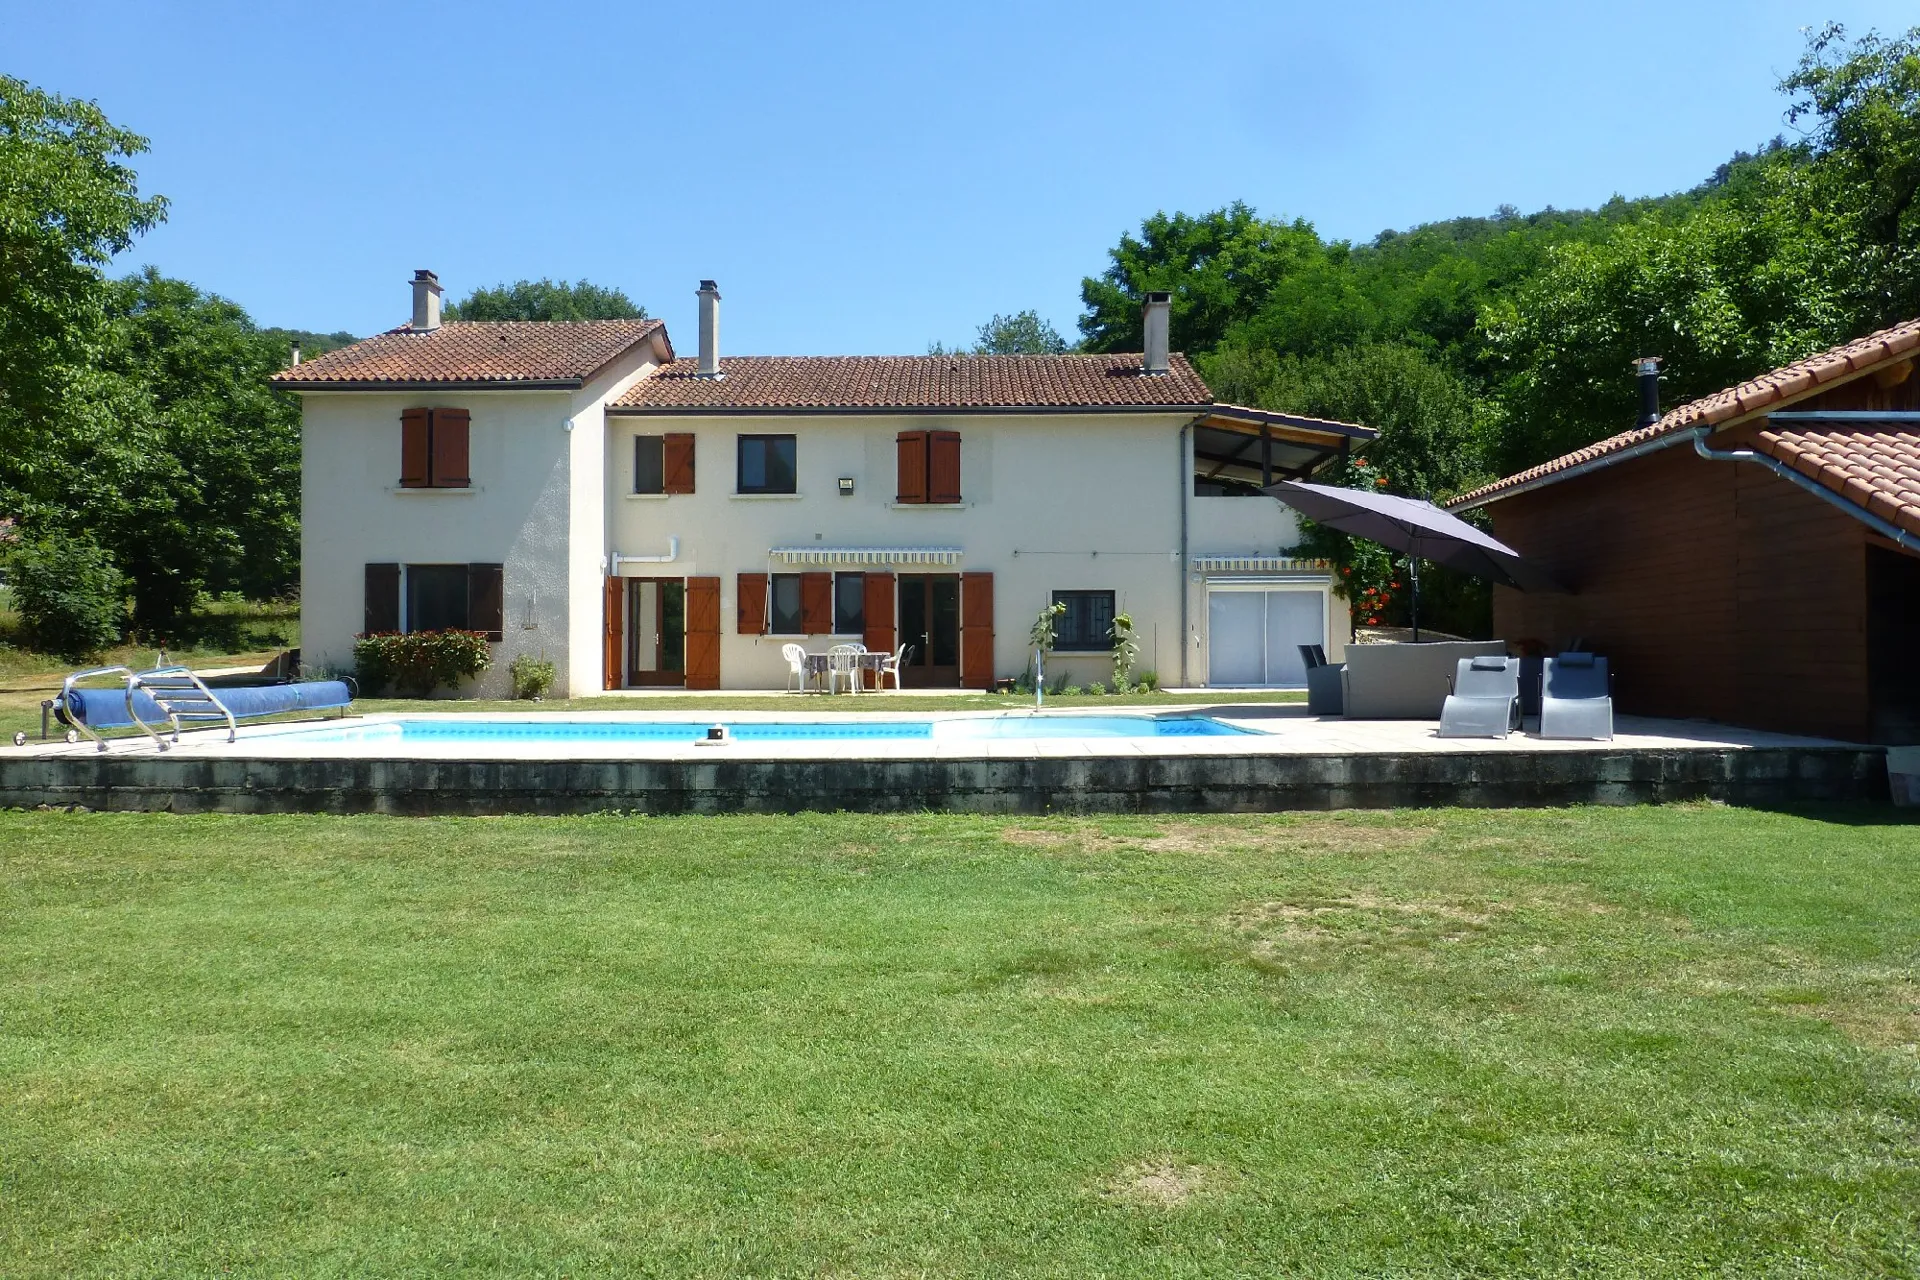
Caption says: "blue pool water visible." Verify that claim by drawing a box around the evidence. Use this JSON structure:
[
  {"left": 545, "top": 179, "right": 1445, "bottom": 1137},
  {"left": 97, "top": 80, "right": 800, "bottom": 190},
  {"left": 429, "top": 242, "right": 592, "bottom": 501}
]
[{"left": 276, "top": 714, "right": 1249, "bottom": 745}]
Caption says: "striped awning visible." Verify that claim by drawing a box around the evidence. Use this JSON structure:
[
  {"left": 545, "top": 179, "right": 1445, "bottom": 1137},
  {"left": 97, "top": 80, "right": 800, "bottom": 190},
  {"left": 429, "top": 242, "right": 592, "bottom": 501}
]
[
  {"left": 768, "top": 546, "right": 964, "bottom": 567},
  {"left": 1190, "top": 554, "right": 1331, "bottom": 574}
]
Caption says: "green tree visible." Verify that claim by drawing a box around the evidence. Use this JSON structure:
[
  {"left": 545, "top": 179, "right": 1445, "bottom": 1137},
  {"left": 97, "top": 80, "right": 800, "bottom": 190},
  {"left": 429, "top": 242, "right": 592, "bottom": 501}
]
[
  {"left": 1783, "top": 23, "right": 1920, "bottom": 326},
  {"left": 974, "top": 310, "right": 1069, "bottom": 354},
  {"left": 444, "top": 278, "right": 646, "bottom": 322},
  {"left": 1078, "top": 203, "right": 1328, "bottom": 355},
  {"left": 0, "top": 75, "right": 167, "bottom": 438},
  {"left": 929, "top": 309, "right": 1071, "bottom": 355}
]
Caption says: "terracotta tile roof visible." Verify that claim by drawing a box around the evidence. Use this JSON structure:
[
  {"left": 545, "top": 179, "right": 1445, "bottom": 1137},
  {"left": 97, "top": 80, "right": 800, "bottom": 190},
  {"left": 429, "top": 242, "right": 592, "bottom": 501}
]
[
  {"left": 610, "top": 353, "right": 1214, "bottom": 412},
  {"left": 1753, "top": 420, "right": 1920, "bottom": 540},
  {"left": 271, "top": 319, "right": 667, "bottom": 388},
  {"left": 1451, "top": 318, "right": 1920, "bottom": 508}
]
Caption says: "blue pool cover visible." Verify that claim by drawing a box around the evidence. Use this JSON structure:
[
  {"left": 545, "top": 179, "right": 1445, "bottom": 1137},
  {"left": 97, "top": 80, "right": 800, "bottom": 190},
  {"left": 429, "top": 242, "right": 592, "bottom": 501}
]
[
  {"left": 64, "top": 680, "right": 355, "bottom": 729},
  {"left": 278, "top": 714, "right": 1250, "bottom": 745}
]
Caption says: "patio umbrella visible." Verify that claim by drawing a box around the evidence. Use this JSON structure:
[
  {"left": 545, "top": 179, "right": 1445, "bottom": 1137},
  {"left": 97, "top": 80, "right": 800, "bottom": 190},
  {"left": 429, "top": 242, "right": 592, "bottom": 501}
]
[{"left": 1262, "top": 480, "right": 1561, "bottom": 641}]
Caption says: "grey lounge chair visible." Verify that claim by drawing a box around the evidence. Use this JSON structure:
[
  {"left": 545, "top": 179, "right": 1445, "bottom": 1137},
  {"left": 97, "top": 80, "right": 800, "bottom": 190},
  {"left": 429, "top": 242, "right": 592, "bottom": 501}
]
[
  {"left": 1299, "top": 644, "right": 1344, "bottom": 716},
  {"left": 1438, "top": 655, "right": 1521, "bottom": 738},
  {"left": 1540, "top": 652, "right": 1613, "bottom": 740}
]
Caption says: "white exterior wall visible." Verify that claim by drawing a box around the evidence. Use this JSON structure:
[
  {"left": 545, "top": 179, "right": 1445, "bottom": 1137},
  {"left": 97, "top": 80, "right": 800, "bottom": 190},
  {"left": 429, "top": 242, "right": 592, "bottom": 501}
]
[
  {"left": 603, "top": 411, "right": 1331, "bottom": 690},
  {"left": 297, "top": 348, "right": 658, "bottom": 699},
  {"left": 1186, "top": 479, "right": 1347, "bottom": 678}
]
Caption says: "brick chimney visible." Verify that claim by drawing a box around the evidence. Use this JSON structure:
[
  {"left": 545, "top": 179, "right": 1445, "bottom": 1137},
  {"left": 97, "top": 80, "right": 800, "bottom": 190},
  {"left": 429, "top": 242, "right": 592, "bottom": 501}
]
[
  {"left": 411, "top": 269, "right": 442, "bottom": 332},
  {"left": 1142, "top": 291, "right": 1171, "bottom": 375},
  {"left": 697, "top": 280, "right": 721, "bottom": 377}
]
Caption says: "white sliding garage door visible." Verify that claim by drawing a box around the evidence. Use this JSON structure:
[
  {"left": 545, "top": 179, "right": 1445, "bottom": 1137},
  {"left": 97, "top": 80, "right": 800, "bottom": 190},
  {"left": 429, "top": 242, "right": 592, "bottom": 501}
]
[{"left": 1207, "top": 587, "right": 1326, "bottom": 687}]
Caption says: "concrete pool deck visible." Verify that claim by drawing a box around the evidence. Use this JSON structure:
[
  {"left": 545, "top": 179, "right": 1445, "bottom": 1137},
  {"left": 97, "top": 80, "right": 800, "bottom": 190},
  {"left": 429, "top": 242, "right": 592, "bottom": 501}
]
[{"left": 0, "top": 705, "right": 1890, "bottom": 813}]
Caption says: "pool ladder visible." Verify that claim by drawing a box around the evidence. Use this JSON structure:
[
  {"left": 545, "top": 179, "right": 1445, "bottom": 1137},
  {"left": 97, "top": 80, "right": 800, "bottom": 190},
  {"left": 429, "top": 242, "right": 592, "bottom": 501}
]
[{"left": 53, "top": 664, "right": 237, "bottom": 752}]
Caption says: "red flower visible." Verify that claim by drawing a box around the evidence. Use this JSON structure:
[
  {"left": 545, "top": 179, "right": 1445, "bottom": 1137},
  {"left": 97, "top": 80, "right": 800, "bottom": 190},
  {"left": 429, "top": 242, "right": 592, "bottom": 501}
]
[
  {"left": 1374, "top": 477, "right": 1389, "bottom": 487},
  {"left": 1390, "top": 581, "right": 1401, "bottom": 589}
]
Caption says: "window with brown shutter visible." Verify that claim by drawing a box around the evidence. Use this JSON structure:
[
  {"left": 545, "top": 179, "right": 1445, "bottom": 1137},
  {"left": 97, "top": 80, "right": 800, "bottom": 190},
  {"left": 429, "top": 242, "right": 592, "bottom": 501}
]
[
  {"left": 400, "top": 407, "right": 471, "bottom": 487},
  {"left": 400, "top": 410, "right": 430, "bottom": 487},
  {"left": 467, "top": 563, "right": 503, "bottom": 640},
  {"left": 737, "top": 572, "right": 768, "bottom": 634},
  {"left": 929, "top": 430, "right": 961, "bottom": 503},
  {"left": 365, "top": 563, "right": 401, "bottom": 633},
  {"left": 432, "top": 408, "right": 471, "bottom": 487},
  {"left": 663, "top": 433, "right": 696, "bottom": 494},
  {"left": 799, "top": 572, "right": 833, "bottom": 635},
  {"left": 896, "top": 431, "right": 928, "bottom": 503}
]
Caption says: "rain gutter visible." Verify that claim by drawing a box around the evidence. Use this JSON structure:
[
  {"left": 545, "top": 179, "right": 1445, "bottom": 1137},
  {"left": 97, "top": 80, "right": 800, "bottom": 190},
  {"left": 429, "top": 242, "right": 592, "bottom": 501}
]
[{"left": 1690, "top": 428, "right": 1920, "bottom": 555}]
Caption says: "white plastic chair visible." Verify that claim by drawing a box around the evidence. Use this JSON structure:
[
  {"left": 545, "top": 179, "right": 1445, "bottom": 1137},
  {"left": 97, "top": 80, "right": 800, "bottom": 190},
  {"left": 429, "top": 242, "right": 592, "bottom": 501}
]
[
  {"left": 875, "top": 643, "right": 911, "bottom": 691},
  {"left": 781, "top": 643, "right": 809, "bottom": 693},
  {"left": 827, "top": 643, "right": 864, "bottom": 695}
]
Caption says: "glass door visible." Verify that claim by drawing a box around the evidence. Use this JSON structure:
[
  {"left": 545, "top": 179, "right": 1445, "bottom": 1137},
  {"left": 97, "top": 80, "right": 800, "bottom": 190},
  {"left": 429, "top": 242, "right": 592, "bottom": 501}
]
[
  {"left": 1206, "top": 587, "right": 1324, "bottom": 687},
  {"left": 897, "top": 574, "right": 961, "bottom": 687},
  {"left": 626, "top": 578, "right": 686, "bottom": 687}
]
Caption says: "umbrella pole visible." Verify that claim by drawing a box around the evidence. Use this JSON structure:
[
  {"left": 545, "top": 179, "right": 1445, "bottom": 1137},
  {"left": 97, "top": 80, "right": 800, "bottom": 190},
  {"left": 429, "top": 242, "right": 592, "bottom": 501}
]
[{"left": 1409, "top": 555, "right": 1421, "bottom": 643}]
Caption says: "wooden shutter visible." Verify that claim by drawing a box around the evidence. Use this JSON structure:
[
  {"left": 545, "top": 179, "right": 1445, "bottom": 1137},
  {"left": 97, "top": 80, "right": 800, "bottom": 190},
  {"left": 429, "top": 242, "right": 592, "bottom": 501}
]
[
  {"left": 961, "top": 571, "right": 994, "bottom": 690},
  {"left": 431, "top": 408, "right": 471, "bottom": 487},
  {"left": 736, "top": 572, "right": 768, "bottom": 634},
  {"left": 603, "top": 577, "right": 626, "bottom": 690},
  {"left": 862, "top": 573, "right": 896, "bottom": 689},
  {"left": 364, "top": 563, "right": 401, "bottom": 634},
  {"left": 400, "top": 409, "right": 429, "bottom": 487},
  {"left": 685, "top": 576, "right": 722, "bottom": 689},
  {"left": 928, "top": 430, "right": 962, "bottom": 503},
  {"left": 799, "top": 572, "right": 833, "bottom": 635},
  {"left": 467, "top": 563, "right": 503, "bottom": 641},
  {"left": 663, "top": 433, "right": 696, "bottom": 494},
  {"left": 896, "top": 430, "right": 928, "bottom": 503}
]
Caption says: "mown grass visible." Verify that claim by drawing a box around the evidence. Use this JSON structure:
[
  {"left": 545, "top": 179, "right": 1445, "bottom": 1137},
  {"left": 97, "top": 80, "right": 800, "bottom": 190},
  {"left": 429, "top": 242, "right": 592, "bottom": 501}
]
[{"left": 1, "top": 805, "right": 1915, "bottom": 1276}]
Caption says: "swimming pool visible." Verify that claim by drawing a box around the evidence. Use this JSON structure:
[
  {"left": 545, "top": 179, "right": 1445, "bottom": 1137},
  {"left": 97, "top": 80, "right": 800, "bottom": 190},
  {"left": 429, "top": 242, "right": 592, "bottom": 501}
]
[{"left": 275, "top": 713, "right": 1250, "bottom": 746}]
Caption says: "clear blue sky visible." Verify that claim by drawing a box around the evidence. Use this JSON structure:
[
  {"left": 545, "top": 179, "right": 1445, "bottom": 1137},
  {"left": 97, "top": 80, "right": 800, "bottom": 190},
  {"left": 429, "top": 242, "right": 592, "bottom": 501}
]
[{"left": 6, "top": 1, "right": 1912, "bottom": 355}]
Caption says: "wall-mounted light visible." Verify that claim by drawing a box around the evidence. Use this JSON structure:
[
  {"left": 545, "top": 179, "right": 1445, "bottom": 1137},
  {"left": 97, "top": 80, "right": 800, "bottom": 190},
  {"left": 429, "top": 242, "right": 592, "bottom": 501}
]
[{"left": 837, "top": 476, "right": 855, "bottom": 496}]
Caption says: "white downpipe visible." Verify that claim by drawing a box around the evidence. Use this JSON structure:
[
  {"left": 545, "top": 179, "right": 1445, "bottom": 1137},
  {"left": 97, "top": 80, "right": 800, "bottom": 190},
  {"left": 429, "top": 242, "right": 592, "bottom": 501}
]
[{"left": 612, "top": 537, "right": 680, "bottom": 570}]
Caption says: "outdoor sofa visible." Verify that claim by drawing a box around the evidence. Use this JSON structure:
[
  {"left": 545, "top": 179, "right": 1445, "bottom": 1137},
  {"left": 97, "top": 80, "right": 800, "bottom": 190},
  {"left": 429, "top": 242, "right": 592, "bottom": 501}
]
[{"left": 1340, "top": 640, "right": 1508, "bottom": 719}]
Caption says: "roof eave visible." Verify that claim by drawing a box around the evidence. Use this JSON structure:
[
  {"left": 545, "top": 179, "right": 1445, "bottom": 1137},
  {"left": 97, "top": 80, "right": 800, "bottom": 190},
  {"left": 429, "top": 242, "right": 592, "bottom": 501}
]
[
  {"left": 270, "top": 378, "right": 585, "bottom": 393},
  {"left": 605, "top": 402, "right": 1213, "bottom": 416}
]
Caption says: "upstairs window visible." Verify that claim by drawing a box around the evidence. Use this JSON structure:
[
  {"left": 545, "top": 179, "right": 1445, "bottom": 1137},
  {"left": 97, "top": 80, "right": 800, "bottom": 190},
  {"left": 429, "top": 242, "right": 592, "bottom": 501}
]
[
  {"left": 1051, "top": 589, "right": 1115, "bottom": 651},
  {"left": 634, "top": 433, "right": 696, "bottom": 494},
  {"left": 400, "top": 408, "right": 471, "bottom": 488},
  {"left": 737, "top": 434, "right": 797, "bottom": 494},
  {"left": 896, "top": 429, "right": 961, "bottom": 503},
  {"left": 634, "top": 436, "right": 665, "bottom": 494}
]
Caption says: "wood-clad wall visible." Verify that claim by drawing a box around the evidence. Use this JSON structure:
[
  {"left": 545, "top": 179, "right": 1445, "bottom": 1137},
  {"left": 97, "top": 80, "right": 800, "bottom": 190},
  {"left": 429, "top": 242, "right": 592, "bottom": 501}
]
[
  {"left": 1492, "top": 446, "right": 1742, "bottom": 724},
  {"left": 1489, "top": 366, "right": 1920, "bottom": 742}
]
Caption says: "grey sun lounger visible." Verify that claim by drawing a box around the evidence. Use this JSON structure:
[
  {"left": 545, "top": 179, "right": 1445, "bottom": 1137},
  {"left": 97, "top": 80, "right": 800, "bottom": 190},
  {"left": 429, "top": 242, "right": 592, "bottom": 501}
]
[
  {"left": 1438, "top": 655, "right": 1521, "bottom": 738},
  {"left": 1540, "top": 652, "right": 1613, "bottom": 740}
]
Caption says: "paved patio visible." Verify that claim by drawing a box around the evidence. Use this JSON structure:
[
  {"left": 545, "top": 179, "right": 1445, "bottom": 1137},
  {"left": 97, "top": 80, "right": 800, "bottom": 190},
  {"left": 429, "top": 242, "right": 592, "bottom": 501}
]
[{"left": 4, "top": 703, "right": 1853, "bottom": 763}]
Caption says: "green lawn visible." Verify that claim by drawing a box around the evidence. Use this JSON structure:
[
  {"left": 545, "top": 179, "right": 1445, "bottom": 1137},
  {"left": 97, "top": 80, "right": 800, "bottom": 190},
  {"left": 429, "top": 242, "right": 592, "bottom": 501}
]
[{"left": 2, "top": 806, "right": 1916, "bottom": 1276}]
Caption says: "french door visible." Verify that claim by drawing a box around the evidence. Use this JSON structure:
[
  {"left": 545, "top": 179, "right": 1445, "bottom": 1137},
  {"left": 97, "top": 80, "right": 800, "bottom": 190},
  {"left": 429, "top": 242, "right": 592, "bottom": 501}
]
[
  {"left": 1207, "top": 587, "right": 1325, "bottom": 687},
  {"left": 897, "top": 574, "right": 961, "bottom": 687},
  {"left": 626, "top": 578, "right": 686, "bottom": 686}
]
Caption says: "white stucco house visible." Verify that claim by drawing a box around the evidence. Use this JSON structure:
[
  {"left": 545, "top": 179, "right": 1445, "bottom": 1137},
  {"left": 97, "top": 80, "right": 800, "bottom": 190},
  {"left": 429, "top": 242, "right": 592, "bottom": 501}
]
[{"left": 274, "top": 272, "right": 1374, "bottom": 697}]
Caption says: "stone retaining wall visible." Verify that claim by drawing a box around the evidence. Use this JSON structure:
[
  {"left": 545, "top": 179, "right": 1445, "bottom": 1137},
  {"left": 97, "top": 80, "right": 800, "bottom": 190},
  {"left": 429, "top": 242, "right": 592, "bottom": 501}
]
[{"left": 0, "top": 746, "right": 1891, "bottom": 815}]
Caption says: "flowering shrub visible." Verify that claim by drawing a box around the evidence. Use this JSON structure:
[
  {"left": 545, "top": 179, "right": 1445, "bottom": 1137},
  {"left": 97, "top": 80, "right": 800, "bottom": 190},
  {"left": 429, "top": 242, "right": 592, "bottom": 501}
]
[{"left": 354, "top": 630, "right": 493, "bottom": 697}]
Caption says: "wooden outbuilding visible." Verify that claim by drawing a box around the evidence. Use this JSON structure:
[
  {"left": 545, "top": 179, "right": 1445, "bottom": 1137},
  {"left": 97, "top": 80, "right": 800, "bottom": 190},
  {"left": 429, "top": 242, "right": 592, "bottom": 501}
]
[{"left": 1450, "top": 321, "right": 1920, "bottom": 745}]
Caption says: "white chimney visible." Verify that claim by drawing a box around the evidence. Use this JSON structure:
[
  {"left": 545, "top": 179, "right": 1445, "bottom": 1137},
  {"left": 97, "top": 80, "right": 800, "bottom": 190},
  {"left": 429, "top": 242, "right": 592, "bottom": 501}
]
[
  {"left": 411, "top": 269, "right": 442, "bottom": 331},
  {"left": 1142, "top": 290, "right": 1171, "bottom": 374},
  {"left": 697, "top": 279, "right": 721, "bottom": 377},
  {"left": 289, "top": 340, "right": 301, "bottom": 366}
]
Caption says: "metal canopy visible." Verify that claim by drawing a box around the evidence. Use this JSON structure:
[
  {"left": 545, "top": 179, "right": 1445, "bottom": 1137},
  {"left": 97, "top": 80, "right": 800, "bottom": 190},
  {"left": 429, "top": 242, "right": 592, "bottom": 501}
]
[{"left": 1192, "top": 405, "right": 1375, "bottom": 490}]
